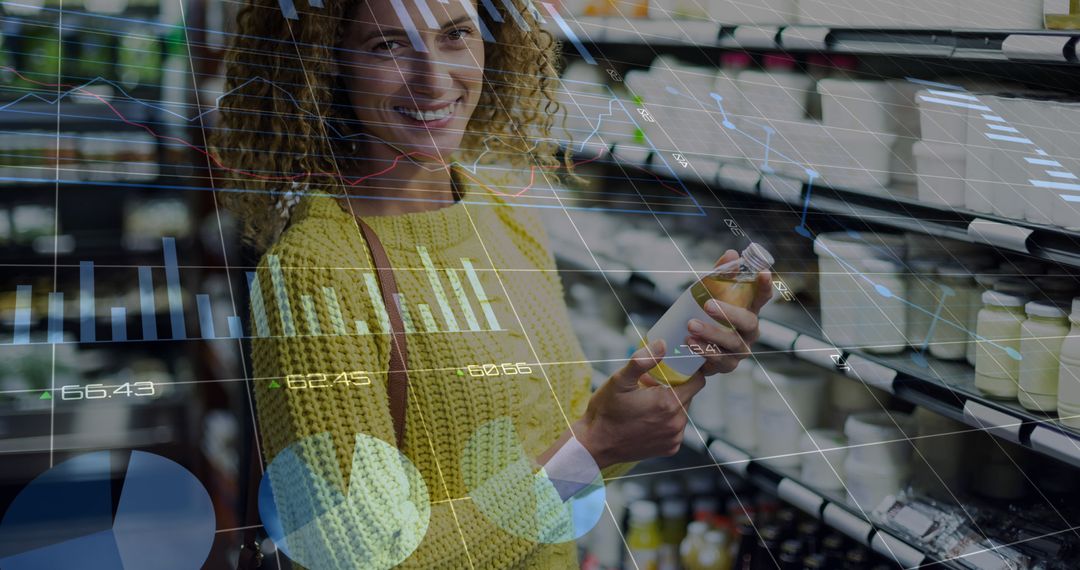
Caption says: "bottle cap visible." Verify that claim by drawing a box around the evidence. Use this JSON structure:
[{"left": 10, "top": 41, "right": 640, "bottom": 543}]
[
  {"left": 661, "top": 498, "right": 685, "bottom": 519},
  {"left": 704, "top": 530, "right": 725, "bottom": 544},
  {"left": 629, "top": 500, "right": 658, "bottom": 523},
  {"left": 741, "top": 242, "right": 775, "bottom": 273},
  {"left": 982, "top": 290, "right": 1025, "bottom": 307},
  {"left": 1025, "top": 301, "right": 1067, "bottom": 319},
  {"left": 687, "top": 521, "right": 709, "bottom": 536}
]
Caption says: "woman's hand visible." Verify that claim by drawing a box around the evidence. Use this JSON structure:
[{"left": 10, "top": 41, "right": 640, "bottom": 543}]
[
  {"left": 572, "top": 340, "right": 705, "bottom": 469},
  {"left": 689, "top": 249, "right": 773, "bottom": 375}
]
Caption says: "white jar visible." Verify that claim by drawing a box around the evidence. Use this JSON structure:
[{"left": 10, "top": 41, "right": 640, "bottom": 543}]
[
  {"left": 827, "top": 373, "right": 886, "bottom": 430},
  {"left": 723, "top": 360, "right": 758, "bottom": 450},
  {"left": 975, "top": 291, "right": 1028, "bottom": 399},
  {"left": 906, "top": 259, "right": 944, "bottom": 349},
  {"left": 799, "top": 429, "right": 847, "bottom": 492},
  {"left": 912, "top": 407, "right": 969, "bottom": 500},
  {"left": 913, "top": 140, "right": 967, "bottom": 207},
  {"left": 691, "top": 361, "right": 753, "bottom": 434},
  {"left": 967, "top": 274, "right": 999, "bottom": 366},
  {"left": 927, "top": 264, "right": 981, "bottom": 361},
  {"left": 843, "top": 411, "right": 913, "bottom": 509},
  {"left": 752, "top": 361, "right": 826, "bottom": 468},
  {"left": 814, "top": 233, "right": 908, "bottom": 354},
  {"left": 736, "top": 57, "right": 815, "bottom": 123},
  {"left": 1056, "top": 299, "right": 1080, "bottom": 429},
  {"left": 1019, "top": 302, "right": 1070, "bottom": 412},
  {"left": 818, "top": 79, "right": 893, "bottom": 133}
]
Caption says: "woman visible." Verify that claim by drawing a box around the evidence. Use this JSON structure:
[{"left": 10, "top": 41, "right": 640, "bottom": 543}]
[{"left": 214, "top": 0, "right": 771, "bottom": 567}]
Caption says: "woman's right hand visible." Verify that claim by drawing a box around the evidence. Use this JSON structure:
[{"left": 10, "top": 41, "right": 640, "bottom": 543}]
[{"left": 572, "top": 339, "right": 706, "bottom": 469}]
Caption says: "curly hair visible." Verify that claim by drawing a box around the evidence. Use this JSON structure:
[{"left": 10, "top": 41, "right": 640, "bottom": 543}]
[{"left": 211, "top": 0, "right": 569, "bottom": 251}]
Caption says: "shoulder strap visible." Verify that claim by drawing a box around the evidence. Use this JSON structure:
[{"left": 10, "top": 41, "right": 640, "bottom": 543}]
[{"left": 356, "top": 217, "right": 410, "bottom": 450}]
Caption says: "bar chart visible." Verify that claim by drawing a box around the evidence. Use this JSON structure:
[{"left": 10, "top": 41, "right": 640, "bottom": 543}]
[{"left": 6, "top": 238, "right": 504, "bottom": 346}]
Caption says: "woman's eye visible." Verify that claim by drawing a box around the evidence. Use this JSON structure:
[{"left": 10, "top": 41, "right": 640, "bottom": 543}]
[
  {"left": 447, "top": 28, "right": 473, "bottom": 42},
  {"left": 371, "top": 39, "right": 404, "bottom": 52}
]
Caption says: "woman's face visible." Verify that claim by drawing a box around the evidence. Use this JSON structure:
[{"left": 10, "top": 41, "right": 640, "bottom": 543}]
[{"left": 338, "top": 0, "right": 486, "bottom": 163}]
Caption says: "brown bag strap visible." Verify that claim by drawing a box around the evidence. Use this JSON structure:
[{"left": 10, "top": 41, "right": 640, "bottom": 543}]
[{"left": 356, "top": 218, "right": 410, "bottom": 450}]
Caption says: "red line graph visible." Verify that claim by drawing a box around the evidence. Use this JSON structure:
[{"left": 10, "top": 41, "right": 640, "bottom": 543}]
[{"left": 2, "top": 66, "right": 687, "bottom": 199}]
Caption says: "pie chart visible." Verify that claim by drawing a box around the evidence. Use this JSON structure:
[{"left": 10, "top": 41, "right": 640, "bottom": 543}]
[{"left": 0, "top": 450, "right": 215, "bottom": 570}]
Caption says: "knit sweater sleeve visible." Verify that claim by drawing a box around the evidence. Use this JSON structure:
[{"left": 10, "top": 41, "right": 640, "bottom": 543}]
[
  {"left": 490, "top": 197, "right": 638, "bottom": 483},
  {"left": 250, "top": 225, "right": 580, "bottom": 569}
]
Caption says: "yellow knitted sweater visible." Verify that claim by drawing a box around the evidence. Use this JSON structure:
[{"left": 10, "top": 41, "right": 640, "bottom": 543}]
[{"left": 251, "top": 174, "right": 628, "bottom": 569}]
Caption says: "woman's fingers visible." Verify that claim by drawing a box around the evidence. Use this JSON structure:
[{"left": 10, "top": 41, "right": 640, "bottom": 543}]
[
  {"left": 703, "top": 299, "right": 759, "bottom": 341},
  {"left": 750, "top": 270, "right": 774, "bottom": 314},
  {"left": 714, "top": 249, "right": 739, "bottom": 267}
]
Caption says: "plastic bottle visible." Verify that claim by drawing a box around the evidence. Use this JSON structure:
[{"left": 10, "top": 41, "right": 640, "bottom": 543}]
[
  {"left": 659, "top": 498, "right": 687, "bottom": 570},
  {"left": 696, "top": 529, "right": 731, "bottom": 570},
  {"left": 1019, "top": 301, "right": 1070, "bottom": 411},
  {"left": 644, "top": 243, "right": 774, "bottom": 385},
  {"left": 1056, "top": 299, "right": 1080, "bottom": 428},
  {"left": 680, "top": 521, "right": 709, "bottom": 570},
  {"left": 974, "top": 291, "right": 1027, "bottom": 399},
  {"left": 627, "top": 501, "right": 662, "bottom": 570}
]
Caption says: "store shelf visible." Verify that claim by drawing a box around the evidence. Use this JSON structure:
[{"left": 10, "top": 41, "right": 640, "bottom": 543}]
[
  {"left": 550, "top": 17, "right": 1080, "bottom": 65},
  {"left": 754, "top": 302, "right": 1080, "bottom": 472},
  {"left": 555, "top": 236, "right": 1080, "bottom": 473},
  {"left": 606, "top": 145, "right": 1080, "bottom": 269},
  {"left": 702, "top": 432, "right": 939, "bottom": 568}
]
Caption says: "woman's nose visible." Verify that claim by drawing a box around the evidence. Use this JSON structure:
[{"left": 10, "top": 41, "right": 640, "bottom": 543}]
[{"left": 406, "top": 53, "right": 455, "bottom": 98}]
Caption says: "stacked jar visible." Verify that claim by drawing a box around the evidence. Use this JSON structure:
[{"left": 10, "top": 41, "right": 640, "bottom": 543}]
[
  {"left": 843, "top": 411, "right": 914, "bottom": 509},
  {"left": 814, "top": 233, "right": 907, "bottom": 354},
  {"left": 974, "top": 291, "right": 1028, "bottom": 399},
  {"left": 1057, "top": 299, "right": 1080, "bottom": 429},
  {"left": 928, "top": 264, "right": 982, "bottom": 361},
  {"left": 1018, "top": 301, "right": 1070, "bottom": 411}
]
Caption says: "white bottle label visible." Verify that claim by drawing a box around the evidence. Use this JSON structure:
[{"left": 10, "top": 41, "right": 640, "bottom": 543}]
[{"left": 645, "top": 286, "right": 712, "bottom": 377}]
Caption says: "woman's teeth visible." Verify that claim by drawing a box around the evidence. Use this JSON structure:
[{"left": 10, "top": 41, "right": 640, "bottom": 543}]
[{"left": 395, "top": 104, "right": 454, "bottom": 122}]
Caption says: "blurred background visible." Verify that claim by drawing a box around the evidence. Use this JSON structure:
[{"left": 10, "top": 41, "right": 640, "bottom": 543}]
[{"left": 2, "top": 0, "right": 1080, "bottom": 568}]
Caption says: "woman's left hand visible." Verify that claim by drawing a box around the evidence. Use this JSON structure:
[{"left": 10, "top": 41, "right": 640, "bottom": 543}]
[{"left": 687, "top": 249, "right": 774, "bottom": 375}]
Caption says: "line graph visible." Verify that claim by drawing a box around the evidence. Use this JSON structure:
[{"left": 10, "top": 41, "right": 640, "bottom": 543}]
[{"left": 0, "top": 66, "right": 700, "bottom": 214}]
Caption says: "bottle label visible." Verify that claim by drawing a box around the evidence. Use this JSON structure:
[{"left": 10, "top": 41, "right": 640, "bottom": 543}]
[
  {"left": 628, "top": 548, "right": 658, "bottom": 570},
  {"left": 645, "top": 287, "right": 711, "bottom": 381}
]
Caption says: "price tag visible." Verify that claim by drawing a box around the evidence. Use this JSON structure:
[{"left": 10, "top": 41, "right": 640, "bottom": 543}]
[
  {"left": 777, "top": 479, "right": 824, "bottom": 518},
  {"left": 962, "top": 401, "right": 1023, "bottom": 444},
  {"left": 708, "top": 439, "right": 752, "bottom": 477},
  {"left": 1029, "top": 426, "right": 1080, "bottom": 468},
  {"left": 780, "top": 26, "right": 831, "bottom": 51},
  {"left": 871, "top": 531, "right": 927, "bottom": 568},
  {"left": 823, "top": 504, "right": 873, "bottom": 545},
  {"left": 844, "top": 354, "right": 898, "bottom": 394},
  {"left": 757, "top": 320, "right": 798, "bottom": 351}
]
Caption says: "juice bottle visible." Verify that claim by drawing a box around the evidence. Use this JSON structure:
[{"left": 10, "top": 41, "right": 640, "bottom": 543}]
[
  {"left": 626, "top": 501, "right": 662, "bottom": 570},
  {"left": 696, "top": 529, "right": 732, "bottom": 570},
  {"left": 644, "top": 243, "right": 774, "bottom": 385},
  {"left": 680, "top": 521, "right": 709, "bottom": 570},
  {"left": 659, "top": 499, "right": 687, "bottom": 570}
]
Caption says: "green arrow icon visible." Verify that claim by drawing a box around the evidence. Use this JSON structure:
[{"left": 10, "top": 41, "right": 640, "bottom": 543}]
[
  {"left": 40, "top": 391, "right": 52, "bottom": 400},
  {"left": 269, "top": 380, "right": 281, "bottom": 389}
]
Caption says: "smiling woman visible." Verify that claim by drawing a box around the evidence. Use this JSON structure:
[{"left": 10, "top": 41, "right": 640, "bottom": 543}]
[
  {"left": 212, "top": 0, "right": 769, "bottom": 568},
  {"left": 214, "top": 0, "right": 566, "bottom": 250}
]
